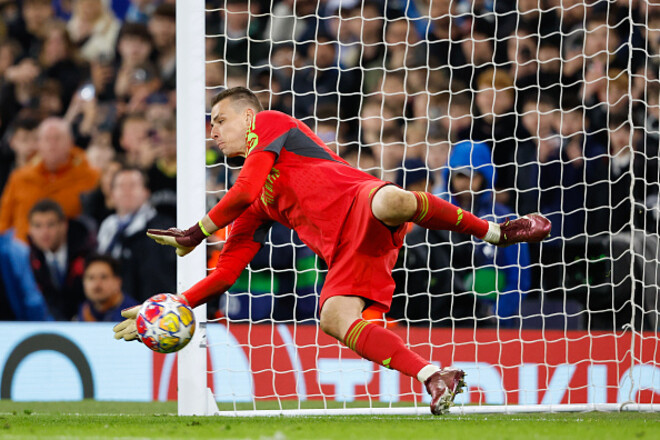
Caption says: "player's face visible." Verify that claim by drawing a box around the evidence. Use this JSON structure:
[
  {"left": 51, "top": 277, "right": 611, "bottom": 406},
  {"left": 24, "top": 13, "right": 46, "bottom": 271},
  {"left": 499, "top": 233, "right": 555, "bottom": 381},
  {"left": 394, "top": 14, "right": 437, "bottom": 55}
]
[
  {"left": 210, "top": 99, "right": 253, "bottom": 158},
  {"left": 83, "top": 261, "right": 122, "bottom": 304}
]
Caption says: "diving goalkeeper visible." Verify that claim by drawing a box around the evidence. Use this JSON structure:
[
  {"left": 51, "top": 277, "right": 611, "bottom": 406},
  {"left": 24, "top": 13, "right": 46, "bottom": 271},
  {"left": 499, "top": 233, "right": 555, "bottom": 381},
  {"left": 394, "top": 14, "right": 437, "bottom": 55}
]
[{"left": 113, "top": 87, "right": 551, "bottom": 415}]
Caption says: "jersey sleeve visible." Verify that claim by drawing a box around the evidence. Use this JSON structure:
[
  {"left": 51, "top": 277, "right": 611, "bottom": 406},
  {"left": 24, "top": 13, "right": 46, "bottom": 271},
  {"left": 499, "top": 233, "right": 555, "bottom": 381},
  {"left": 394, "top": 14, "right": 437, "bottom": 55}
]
[
  {"left": 207, "top": 150, "right": 276, "bottom": 228},
  {"left": 247, "top": 111, "right": 297, "bottom": 158},
  {"left": 183, "top": 202, "right": 273, "bottom": 308}
]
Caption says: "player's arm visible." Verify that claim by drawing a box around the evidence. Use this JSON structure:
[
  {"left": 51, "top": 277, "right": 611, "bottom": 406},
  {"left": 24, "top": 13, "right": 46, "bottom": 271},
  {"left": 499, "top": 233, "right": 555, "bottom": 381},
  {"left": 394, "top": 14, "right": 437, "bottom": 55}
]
[
  {"left": 114, "top": 204, "right": 272, "bottom": 341},
  {"left": 147, "top": 150, "right": 276, "bottom": 256}
]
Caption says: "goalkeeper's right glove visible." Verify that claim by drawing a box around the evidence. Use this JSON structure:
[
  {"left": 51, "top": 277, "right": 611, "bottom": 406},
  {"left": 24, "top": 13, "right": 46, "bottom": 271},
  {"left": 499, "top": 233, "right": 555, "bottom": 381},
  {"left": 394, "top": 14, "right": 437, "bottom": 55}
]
[
  {"left": 113, "top": 305, "right": 140, "bottom": 342},
  {"left": 147, "top": 220, "right": 211, "bottom": 256}
]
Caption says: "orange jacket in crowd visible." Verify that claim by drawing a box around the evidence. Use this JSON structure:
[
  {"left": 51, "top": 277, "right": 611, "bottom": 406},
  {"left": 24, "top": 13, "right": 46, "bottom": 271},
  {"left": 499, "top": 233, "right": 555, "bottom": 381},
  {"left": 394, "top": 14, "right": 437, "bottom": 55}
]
[{"left": 0, "top": 147, "right": 100, "bottom": 242}]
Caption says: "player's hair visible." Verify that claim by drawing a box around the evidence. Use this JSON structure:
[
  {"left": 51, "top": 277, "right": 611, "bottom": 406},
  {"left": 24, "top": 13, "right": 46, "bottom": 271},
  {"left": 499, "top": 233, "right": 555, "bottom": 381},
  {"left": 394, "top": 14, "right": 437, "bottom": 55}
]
[
  {"left": 29, "top": 199, "right": 66, "bottom": 222},
  {"left": 84, "top": 253, "right": 122, "bottom": 277},
  {"left": 211, "top": 87, "right": 264, "bottom": 112}
]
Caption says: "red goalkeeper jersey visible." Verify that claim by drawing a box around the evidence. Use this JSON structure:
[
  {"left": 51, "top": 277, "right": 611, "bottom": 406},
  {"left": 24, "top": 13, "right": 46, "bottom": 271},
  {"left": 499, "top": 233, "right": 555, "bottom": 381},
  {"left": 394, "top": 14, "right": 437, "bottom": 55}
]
[{"left": 185, "top": 111, "right": 383, "bottom": 307}]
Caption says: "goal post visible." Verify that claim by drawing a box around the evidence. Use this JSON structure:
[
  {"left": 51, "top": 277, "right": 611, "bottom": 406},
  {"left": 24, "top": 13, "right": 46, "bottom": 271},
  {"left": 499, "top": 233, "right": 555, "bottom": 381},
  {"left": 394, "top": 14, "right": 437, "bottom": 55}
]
[
  {"left": 175, "top": 0, "right": 216, "bottom": 416},
  {"left": 175, "top": 1, "right": 660, "bottom": 415}
]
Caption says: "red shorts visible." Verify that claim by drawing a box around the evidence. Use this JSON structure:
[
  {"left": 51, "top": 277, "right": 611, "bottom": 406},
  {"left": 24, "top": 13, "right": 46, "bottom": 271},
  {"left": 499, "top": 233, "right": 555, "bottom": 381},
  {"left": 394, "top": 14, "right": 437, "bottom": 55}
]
[{"left": 320, "top": 182, "right": 408, "bottom": 313}]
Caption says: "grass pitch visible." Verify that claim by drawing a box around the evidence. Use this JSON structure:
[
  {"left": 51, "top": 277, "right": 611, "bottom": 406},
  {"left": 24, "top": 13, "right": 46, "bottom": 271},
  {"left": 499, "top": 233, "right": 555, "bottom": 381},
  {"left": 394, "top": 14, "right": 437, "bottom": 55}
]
[{"left": 0, "top": 401, "right": 658, "bottom": 440}]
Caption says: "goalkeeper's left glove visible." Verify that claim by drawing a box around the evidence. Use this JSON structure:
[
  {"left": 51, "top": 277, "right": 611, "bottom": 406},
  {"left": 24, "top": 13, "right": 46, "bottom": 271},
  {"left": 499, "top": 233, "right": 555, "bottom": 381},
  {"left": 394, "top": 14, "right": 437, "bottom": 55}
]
[
  {"left": 147, "top": 220, "right": 211, "bottom": 256},
  {"left": 113, "top": 305, "right": 140, "bottom": 341}
]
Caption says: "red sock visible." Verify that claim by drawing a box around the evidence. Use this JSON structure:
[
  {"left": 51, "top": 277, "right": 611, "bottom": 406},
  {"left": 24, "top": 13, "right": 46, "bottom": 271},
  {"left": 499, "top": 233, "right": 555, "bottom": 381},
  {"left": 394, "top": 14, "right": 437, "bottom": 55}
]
[
  {"left": 410, "top": 191, "right": 489, "bottom": 238},
  {"left": 344, "top": 319, "right": 429, "bottom": 378}
]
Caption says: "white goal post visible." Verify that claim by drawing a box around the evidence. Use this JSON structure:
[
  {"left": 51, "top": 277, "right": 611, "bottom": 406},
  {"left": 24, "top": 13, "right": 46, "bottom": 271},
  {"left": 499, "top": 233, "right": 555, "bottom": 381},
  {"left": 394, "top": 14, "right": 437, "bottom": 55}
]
[
  {"left": 175, "top": 0, "right": 215, "bottom": 416},
  {"left": 176, "top": 0, "right": 660, "bottom": 416}
]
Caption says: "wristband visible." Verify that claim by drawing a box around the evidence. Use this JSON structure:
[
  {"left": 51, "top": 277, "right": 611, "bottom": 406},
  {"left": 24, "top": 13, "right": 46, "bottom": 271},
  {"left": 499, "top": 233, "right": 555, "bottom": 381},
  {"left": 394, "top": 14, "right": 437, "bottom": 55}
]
[{"left": 198, "top": 220, "right": 212, "bottom": 237}]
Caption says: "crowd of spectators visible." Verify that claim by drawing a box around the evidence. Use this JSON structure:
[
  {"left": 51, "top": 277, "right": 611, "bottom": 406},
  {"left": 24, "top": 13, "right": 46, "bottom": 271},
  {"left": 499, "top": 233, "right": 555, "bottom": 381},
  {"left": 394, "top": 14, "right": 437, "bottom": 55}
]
[
  {"left": 0, "top": 0, "right": 658, "bottom": 330},
  {"left": 0, "top": 0, "right": 178, "bottom": 321}
]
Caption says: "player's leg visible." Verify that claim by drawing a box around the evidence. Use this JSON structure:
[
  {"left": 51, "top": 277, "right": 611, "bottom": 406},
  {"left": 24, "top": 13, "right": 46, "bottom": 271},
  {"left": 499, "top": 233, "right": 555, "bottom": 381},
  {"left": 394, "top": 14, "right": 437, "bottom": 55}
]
[
  {"left": 371, "top": 185, "right": 551, "bottom": 246},
  {"left": 319, "top": 295, "right": 466, "bottom": 414},
  {"left": 319, "top": 296, "right": 430, "bottom": 378}
]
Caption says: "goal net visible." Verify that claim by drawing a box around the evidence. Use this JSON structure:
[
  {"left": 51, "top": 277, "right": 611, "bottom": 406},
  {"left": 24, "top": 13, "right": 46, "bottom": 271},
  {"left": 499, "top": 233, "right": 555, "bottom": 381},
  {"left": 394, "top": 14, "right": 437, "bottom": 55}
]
[{"left": 176, "top": 0, "right": 660, "bottom": 415}]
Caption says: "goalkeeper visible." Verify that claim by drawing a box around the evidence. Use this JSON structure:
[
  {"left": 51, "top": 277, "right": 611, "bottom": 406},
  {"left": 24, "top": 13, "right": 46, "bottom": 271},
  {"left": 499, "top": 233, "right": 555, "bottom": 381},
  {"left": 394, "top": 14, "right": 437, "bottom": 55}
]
[{"left": 114, "top": 87, "right": 551, "bottom": 415}]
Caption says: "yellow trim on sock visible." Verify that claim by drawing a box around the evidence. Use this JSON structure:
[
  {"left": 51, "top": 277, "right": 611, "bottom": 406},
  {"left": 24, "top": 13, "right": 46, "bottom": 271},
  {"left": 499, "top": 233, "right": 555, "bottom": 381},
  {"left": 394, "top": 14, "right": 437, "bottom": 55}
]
[
  {"left": 412, "top": 192, "right": 429, "bottom": 223},
  {"left": 345, "top": 320, "right": 370, "bottom": 351}
]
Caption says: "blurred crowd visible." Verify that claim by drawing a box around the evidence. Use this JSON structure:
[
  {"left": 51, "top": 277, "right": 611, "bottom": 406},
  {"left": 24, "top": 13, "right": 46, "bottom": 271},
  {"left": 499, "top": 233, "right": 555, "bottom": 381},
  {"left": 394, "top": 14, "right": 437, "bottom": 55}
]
[{"left": 0, "top": 0, "right": 659, "bottom": 331}]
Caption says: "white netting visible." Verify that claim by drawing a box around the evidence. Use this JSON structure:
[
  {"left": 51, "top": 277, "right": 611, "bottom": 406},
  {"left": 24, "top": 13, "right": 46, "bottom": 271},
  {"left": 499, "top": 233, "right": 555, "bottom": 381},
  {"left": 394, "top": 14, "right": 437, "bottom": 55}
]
[{"left": 186, "top": 0, "right": 660, "bottom": 413}]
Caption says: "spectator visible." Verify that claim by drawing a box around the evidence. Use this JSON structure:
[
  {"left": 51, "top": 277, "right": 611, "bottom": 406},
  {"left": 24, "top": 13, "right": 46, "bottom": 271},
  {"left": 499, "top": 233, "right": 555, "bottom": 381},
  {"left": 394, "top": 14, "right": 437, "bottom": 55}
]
[
  {"left": 590, "top": 116, "right": 656, "bottom": 235},
  {"left": 37, "top": 78, "right": 65, "bottom": 118},
  {"left": 146, "top": 116, "right": 177, "bottom": 219},
  {"left": 372, "top": 70, "right": 408, "bottom": 120},
  {"left": 76, "top": 253, "right": 138, "bottom": 322},
  {"left": 539, "top": 105, "right": 608, "bottom": 240},
  {"left": 114, "top": 22, "right": 154, "bottom": 97},
  {"left": 81, "top": 158, "right": 121, "bottom": 229},
  {"left": 0, "top": 57, "right": 41, "bottom": 138},
  {"left": 420, "top": 0, "right": 470, "bottom": 90},
  {"left": 537, "top": 35, "right": 562, "bottom": 92},
  {"left": 97, "top": 166, "right": 175, "bottom": 301},
  {"left": 124, "top": 0, "right": 156, "bottom": 24},
  {"left": 0, "top": 117, "right": 100, "bottom": 242},
  {"left": 148, "top": 4, "right": 176, "bottom": 91},
  {"left": 0, "top": 116, "right": 40, "bottom": 194},
  {"left": 0, "top": 40, "right": 22, "bottom": 86},
  {"left": 267, "top": 0, "right": 327, "bottom": 48},
  {"left": 389, "top": 158, "right": 454, "bottom": 326},
  {"left": 67, "top": 0, "right": 121, "bottom": 63},
  {"left": 473, "top": 67, "right": 538, "bottom": 214},
  {"left": 27, "top": 198, "right": 95, "bottom": 320},
  {"left": 64, "top": 87, "right": 102, "bottom": 149},
  {"left": 434, "top": 91, "right": 472, "bottom": 143},
  {"left": 39, "top": 20, "right": 86, "bottom": 110},
  {"left": 9, "top": 0, "right": 54, "bottom": 58},
  {"left": 442, "top": 140, "right": 531, "bottom": 327},
  {"left": 585, "top": 68, "right": 630, "bottom": 147},
  {"left": 359, "top": 98, "right": 398, "bottom": 148},
  {"left": 383, "top": 17, "right": 426, "bottom": 72},
  {"left": 291, "top": 35, "right": 359, "bottom": 124},
  {"left": 272, "top": 224, "right": 325, "bottom": 324},
  {"left": 0, "top": 230, "right": 52, "bottom": 321},
  {"left": 85, "top": 129, "right": 116, "bottom": 171},
  {"left": 208, "top": 0, "right": 270, "bottom": 66},
  {"left": 457, "top": 16, "right": 496, "bottom": 90},
  {"left": 117, "top": 112, "right": 153, "bottom": 169},
  {"left": 341, "top": 144, "right": 378, "bottom": 177},
  {"left": 504, "top": 20, "right": 538, "bottom": 89},
  {"left": 518, "top": 91, "right": 562, "bottom": 213}
]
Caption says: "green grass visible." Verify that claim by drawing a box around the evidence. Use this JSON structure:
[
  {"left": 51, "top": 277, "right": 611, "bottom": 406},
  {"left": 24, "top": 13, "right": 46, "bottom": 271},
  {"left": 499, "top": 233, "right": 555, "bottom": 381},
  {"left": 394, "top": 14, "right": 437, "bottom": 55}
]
[{"left": 0, "top": 401, "right": 658, "bottom": 439}]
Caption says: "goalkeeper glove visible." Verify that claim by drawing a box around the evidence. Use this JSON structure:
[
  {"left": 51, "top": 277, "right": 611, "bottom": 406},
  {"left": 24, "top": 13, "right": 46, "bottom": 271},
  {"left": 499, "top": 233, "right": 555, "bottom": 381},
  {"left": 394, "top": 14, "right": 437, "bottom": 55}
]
[
  {"left": 112, "top": 305, "right": 140, "bottom": 342},
  {"left": 147, "top": 220, "right": 211, "bottom": 256}
]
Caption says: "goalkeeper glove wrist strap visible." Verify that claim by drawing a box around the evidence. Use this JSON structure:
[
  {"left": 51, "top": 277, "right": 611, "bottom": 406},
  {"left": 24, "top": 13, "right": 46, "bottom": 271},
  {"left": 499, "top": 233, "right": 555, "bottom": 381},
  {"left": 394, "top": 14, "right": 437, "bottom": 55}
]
[{"left": 198, "top": 220, "right": 212, "bottom": 237}]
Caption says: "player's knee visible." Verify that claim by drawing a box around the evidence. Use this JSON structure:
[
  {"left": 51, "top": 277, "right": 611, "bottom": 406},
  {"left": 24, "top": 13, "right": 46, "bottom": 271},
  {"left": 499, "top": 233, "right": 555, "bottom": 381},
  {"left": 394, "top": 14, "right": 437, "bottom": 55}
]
[
  {"left": 319, "top": 306, "right": 342, "bottom": 339},
  {"left": 320, "top": 296, "right": 364, "bottom": 341},
  {"left": 372, "top": 186, "right": 417, "bottom": 226}
]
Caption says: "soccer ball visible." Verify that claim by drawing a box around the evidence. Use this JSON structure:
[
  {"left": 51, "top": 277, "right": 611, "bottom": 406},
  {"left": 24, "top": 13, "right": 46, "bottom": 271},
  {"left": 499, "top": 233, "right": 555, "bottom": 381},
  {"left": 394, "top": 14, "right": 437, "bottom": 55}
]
[{"left": 136, "top": 293, "right": 196, "bottom": 353}]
